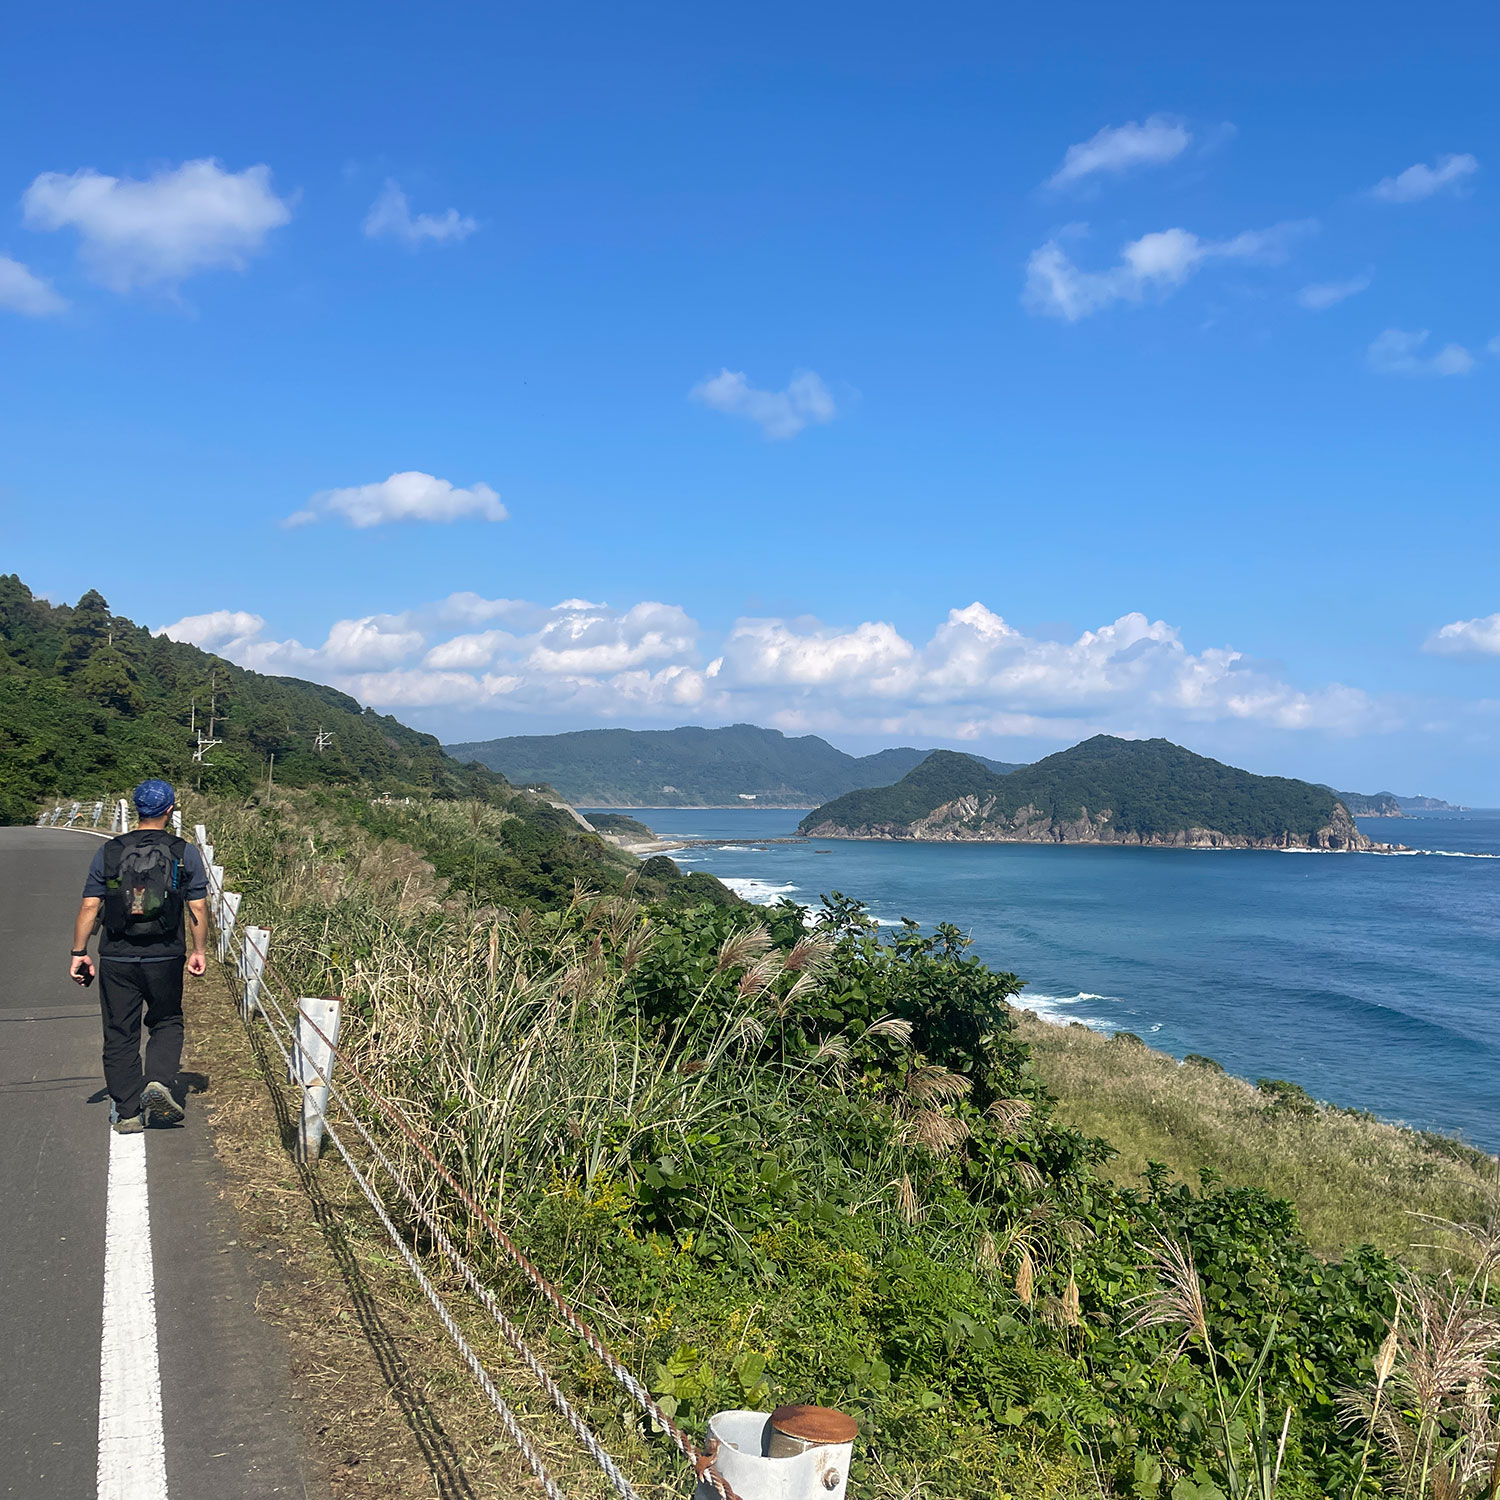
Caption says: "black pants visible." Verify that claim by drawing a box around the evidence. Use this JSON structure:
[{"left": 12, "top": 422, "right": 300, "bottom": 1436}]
[{"left": 98, "top": 959, "right": 185, "bottom": 1118}]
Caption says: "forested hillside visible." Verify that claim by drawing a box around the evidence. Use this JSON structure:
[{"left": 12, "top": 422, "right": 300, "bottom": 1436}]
[
  {"left": 0, "top": 574, "right": 489, "bottom": 821},
  {"left": 0, "top": 575, "right": 739, "bottom": 908},
  {"left": 444, "top": 721, "right": 1022, "bottom": 806},
  {"left": 802, "top": 737, "right": 1382, "bottom": 850}
]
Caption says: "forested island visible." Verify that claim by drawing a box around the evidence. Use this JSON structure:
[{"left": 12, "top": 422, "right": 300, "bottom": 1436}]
[{"left": 800, "top": 737, "right": 1403, "bottom": 851}]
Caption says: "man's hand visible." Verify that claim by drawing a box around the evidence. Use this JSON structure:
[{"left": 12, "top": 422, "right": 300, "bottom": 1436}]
[
  {"left": 70, "top": 954, "right": 95, "bottom": 985},
  {"left": 187, "top": 951, "right": 208, "bottom": 977}
]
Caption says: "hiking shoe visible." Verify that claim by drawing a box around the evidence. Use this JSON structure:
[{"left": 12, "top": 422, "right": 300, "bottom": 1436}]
[
  {"left": 141, "top": 1081, "right": 185, "bottom": 1125},
  {"left": 113, "top": 1113, "right": 145, "bottom": 1135}
]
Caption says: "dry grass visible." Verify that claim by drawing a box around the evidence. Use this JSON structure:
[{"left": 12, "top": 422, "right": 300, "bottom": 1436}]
[
  {"left": 185, "top": 952, "right": 653, "bottom": 1499},
  {"left": 1013, "top": 1009, "right": 1499, "bottom": 1265}
]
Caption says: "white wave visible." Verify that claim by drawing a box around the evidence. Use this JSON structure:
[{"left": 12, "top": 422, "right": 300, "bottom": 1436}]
[
  {"left": 1390, "top": 848, "right": 1500, "bottom": 859},
  {"left": 719, "top": 876, "right": 799, "bottom": 906},
  {"left": 1017, "top": 991, "right": 1121, "bottom": 1032}
]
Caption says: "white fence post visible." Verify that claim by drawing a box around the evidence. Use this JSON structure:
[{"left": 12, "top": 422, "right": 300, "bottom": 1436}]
[
  {"left": 66, "top": 801, "right": 80, "bottom": 827},
  {"left": 217, "top": 892, "right": 242, "bottom": 961},
  {"left": 240, "top": 926, "right": 270, "bottom": 1021},
  {"left": 209, "top": 865, "right": 225, "bottom": 924},
  {"left": 171, "top": 809, "right": 182, "bottom": 836},
  {"left": 202, "top": 842, "right": 215, "bottom": 869},
  {"left": 294, "top": 998, "right": 341, "bottom": 1162},
  {"left": 696, "top": 1408, "right": 857, "bottom": 1500},
  {"left": 92, "top": 800, "right": 104, "bottom": 828},
  {"left": 194, "top": 823, "right": 207, "bottom": 849},
  {"left": 114, "top": 798, "right": 129, "bottom": 833}
]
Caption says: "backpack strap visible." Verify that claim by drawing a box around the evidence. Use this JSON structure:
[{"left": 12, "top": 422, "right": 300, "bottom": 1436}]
[{"left": 101, "top": 833, "right": 129, "bottom": 883}]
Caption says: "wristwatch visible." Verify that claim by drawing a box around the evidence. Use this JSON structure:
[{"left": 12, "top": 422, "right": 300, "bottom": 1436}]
[{"left": 71, "top": 948, "right": 89, "bottom": 957}]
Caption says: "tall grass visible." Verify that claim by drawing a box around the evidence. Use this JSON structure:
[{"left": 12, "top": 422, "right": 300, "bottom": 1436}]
[{"left": 1012, "top": 1010, "right": 1498, "bottom": 1266}]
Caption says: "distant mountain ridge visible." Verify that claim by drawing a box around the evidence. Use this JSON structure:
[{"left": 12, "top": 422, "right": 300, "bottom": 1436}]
[
  {"left": 444, "top": 723, "right": 1024, "bottom": 807},
  {"left": 800, "top": 738, "right": 1398, "bottom": 852}
]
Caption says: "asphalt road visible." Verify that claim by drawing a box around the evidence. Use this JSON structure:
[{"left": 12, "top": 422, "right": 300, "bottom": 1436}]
[{"left": 0, "top": 826, "right": 312, "bottom": 1498}]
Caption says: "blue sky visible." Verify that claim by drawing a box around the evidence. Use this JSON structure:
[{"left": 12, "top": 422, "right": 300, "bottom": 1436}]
[{"left": 4, "top": 2, "right": 1499, "bottom": 799}]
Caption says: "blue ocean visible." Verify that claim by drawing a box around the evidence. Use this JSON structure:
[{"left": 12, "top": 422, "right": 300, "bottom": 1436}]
[{"left": 591, "top": 808, "right": 1500, "bottom": 1151}]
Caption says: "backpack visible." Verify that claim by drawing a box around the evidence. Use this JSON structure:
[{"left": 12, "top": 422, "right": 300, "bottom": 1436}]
[{"left": 102, "top": 832, "right": 189, "bottom": 940}]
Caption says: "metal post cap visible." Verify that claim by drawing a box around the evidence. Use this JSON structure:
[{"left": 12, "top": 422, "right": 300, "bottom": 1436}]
[{"left": 769, "top": 1406, "right": 858, "bottom": 1446}]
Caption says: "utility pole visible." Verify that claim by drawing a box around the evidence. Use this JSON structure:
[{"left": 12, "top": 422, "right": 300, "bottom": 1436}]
[
  {"left": 313, "top": 725, "right": 335, "bottom": 755},
  {"left": 267, "top": 753, "right": 275, "bottom": 792}
]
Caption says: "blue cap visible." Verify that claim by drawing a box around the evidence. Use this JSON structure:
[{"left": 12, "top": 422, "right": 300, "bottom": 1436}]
[{"left": 132, "top": 779, "right": 176, "bottom": 817}]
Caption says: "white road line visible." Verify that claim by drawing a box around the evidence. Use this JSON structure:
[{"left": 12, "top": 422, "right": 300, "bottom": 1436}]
[{"left": 97, "top": 1129, "right": 169, "bottom": 1499}]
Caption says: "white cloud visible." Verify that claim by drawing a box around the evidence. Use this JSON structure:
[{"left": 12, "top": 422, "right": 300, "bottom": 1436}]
[
  {"left": 0, "top": 255, "right": 67, "bottom": 315},
  {"left": 23, "top": 159, "right": 292, "bottom": 291},
  {"left": 526, "top": 601, "right": 699, "bottom": 675},
  {"left": 1024, "top": 220, "right": 1312, "bottom": 321},
  {"left": 433, "top": 592, "right": 530, "bottom": 626},
  {"left": 1297, "top": 273, "right": 1372, "bottom": 310},
  {"left": 1047, "top": 115, "right": 1192, "bottom": 189},
  {"left": 286, "top": 470, "right": 507, "bottom": 528},
  {"left": 1425, "top": 615, "right": 1500, "bottom": 656},
  {"left": 1371, "top": 154, "right": 1479, "bottom": 204},
  {"left": 716, "top": 605, "right": 1383, "bottom": 738},
  {"left": 1366, "top": 328, "right": 1475, "bottom": 377},
  {"left": 362, "top": 179, "right": 477, "bottom": 247},
  {"left": 157, "top": 609, "right": 265, "bottom": 651},
  {"left": 424, "top": 629, "right": 520, "bottom": 669},
  {"left": 690, "top": 369, "right": 836, "bottom": 440},
  {"left": 159, "top": 610, "right": 423, "bottom": 675},
  {"left": 720, "top": 618, "right": 916, "bottom": 689},
  {"left": 161, "top": 591, "right": 1389, "bottom": 742}
]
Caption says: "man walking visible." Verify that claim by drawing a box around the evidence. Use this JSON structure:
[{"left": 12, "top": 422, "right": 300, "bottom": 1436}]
[{"left": 69, "top": 779, "right": 209, "bottom": 1133}]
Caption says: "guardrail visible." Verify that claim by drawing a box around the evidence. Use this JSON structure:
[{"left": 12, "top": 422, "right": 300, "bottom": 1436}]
[{"left": 37, "top": 798, "right": 859, "bottom": 1500}]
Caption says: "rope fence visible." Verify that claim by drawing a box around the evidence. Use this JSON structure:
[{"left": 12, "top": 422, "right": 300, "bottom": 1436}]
[{"left": 40, "top": 796, "right": 741, "bottom": 1500}]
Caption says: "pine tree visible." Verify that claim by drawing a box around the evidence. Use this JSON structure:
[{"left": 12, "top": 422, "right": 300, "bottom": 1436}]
[{"left": 55, "top": 589, "right": 112, "bottom": 678}]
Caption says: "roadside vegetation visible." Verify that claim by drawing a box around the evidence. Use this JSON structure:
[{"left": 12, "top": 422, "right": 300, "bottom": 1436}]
[{"left": 194, "top": 787, "right": 1498, "bottom": 1500}]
